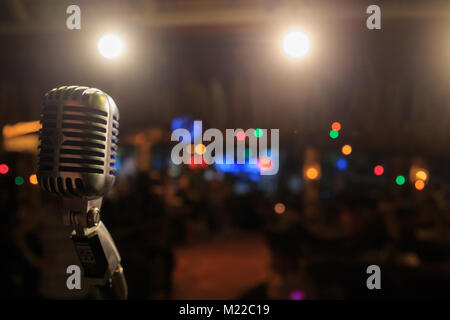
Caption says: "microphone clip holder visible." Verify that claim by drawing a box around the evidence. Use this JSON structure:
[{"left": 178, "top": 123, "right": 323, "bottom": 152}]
[{"left": 63, "top": 197, "right": 128, "bottom": 299}]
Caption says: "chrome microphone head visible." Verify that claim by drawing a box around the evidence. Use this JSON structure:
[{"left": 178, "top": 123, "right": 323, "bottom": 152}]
[{"left": 37, "top": 86, "right": 119, "bottom": 199}]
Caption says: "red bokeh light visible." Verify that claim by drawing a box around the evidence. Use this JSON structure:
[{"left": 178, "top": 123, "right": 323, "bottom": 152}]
[
  {"left": 188, "top": 156, "right": 208, "bottom": 170},
  {"left": 331, "top": 122, "right": 342, "bottom": 131},
  {"left": 236, "top": 131, "right": 246, "bottom": 141},
  {"left": 374, "top": 165, "right": 384, "bottom": 176},
  {"left": 259, "top": 157, "right": 272, "bottom": 170},
  {"left": 0, "top": 164, "right": 9, "bottom": 174}
]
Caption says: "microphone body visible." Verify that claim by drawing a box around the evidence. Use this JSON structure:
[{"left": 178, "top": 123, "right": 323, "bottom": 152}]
[{"left": 37, "top": 86, "right": 127, "bottom": 299}]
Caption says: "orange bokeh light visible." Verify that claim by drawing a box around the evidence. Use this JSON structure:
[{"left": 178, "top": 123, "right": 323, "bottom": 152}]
[
  {"left": 194, "top": 144, "right": 206, "bottom": 155},
  {"left": 415, "top": 180, "right": 425, "bottom": 191},
  {"left": 29, "top": 174, "right": 38, "bottom": 185},
  {"left": 259, "top": 157, "right": 272, "bottom": 170},
  {"left": 331, "top": 122, "right": 341, "bottom": 131},
  {"left": 274, "top": 203, "right": 286, "bottom": 214},
  {"left": 341, "top": 145, "right": 352, "bottom": 156},
  {"left": 305, "top": 167, "right": 319, "bottom": 180}
]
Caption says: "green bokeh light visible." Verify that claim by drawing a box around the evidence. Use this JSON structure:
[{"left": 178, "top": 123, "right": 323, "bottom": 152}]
[
  {"left": 15, "top": 176, "right": 24, "bottom": 186},
  {"left": 329, "top": 129, "right": 339, "bottom": 139},
  {"left": 395, "top": 175, "right": 406, "bottom": 186},
  {"left": 243, "top": 148, "right": 253, "bottom": 159},
  {"left": 254, "top": 128, "right": 263, "bottom": 138}
]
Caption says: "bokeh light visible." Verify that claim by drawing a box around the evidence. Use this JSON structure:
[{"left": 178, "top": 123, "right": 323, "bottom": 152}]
[
  {"left": 14, "top": 176, "right": 24, "bottom": 186},
  {"left": 243, "top": 148, "right": 253, "bottom": 159},
  {"left": 168, "top": 166, "right": 181, "bottom": 178},
  {"left": 336, "top": 158, "right": 348, "bottom": 171},
  {"left": 259, "top": 157, "right": 272, "bottom": 170},
  {"left": 236, "top": 131, "right": 246, "bottom": 141},
  {"left": 194, "top": 144, "right": 206, "bottom": 155},
  {"left": 415, "top": 180, "right": 425, "bottom": 191},
  {"left": 282, "top": 30, "right": 311, "bottom": 59},
  {"left": 305, "top": 167, "right": 319, "bottom": 180},
  {"left": 395, "top": 175, "right": 406, "bottom": 186},
  {"left": 274, "top": 203, "right": 286, "bottom": 214},
  {"left": 0, "top": 163, "right": 9, "bottom": 174},
  {"left": 254, "top": 128, "right": 263, "bottom": 138},
  {"left": 29, "top": 174, "right": 38, "bottom": 185},
  {"left": 203, "top": 169, "right": 215, "bottom": 181},
  {"left": 341, "top": 145, "right": 352, "bottom": 156},
  {"left": 329, "top": 130, "right": 339, "bottom": 139},
  {"left": 374, "top": 165, "right": 384, "bottom": 176},
  {"left": 331, "top": 122, "right": 342, "bottom": 131},
  {"left": 188, "top": 155, "right": 208, "bottom": 170},
  {"left": 98, "top": 34, "right": 124, "bottom": 59},
  {"left": 415, "top": 170, "right": 428, "bottom": 181},
  {"left": 290, "top": 289, "right": 305, "bottom": 300}
]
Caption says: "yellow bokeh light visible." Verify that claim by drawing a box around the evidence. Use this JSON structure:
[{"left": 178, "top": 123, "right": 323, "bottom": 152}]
[
  {"left": 415, "top": 170, "right": 428, "bottom": 181},
  {"left": 282, "top": 30, "right": 311, "bottom": 59},
  {"left": 29, "top": 174, "right": 38, "bottom": 185},
  {"left": 342, "top": 145, "right": 352, "bottom": 156},
  {"left": 3, "top": 121, "right": 41, "bottom": 139},
  {"left": 305, "top": 167, "right": 319, "bottom": 180},
  {"left": 98, "top": 34, "right": 124, "bottom": 59},
  {"left": 274, "top": 203, "right": 286, "bottom": 214},
  {"left": 194, "top": 144, "right": 206, "bottom": 155}
]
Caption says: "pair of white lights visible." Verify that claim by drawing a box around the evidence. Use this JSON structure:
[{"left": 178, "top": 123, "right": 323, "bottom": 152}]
[{"left": 97, "top": 30, "right": 311, "bottom": 60}]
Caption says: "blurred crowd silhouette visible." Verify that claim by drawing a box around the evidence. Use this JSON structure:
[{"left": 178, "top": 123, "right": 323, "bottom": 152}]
[{"left": 2, "top": 141, "right": 450, "bottom": 299}]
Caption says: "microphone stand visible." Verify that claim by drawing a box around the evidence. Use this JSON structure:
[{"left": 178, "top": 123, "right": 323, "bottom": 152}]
[{"left": 63, "top": 197, "right": 128, "bottom": 300}]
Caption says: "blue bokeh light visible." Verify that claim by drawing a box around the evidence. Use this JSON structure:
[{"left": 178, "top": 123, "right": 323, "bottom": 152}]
[{"left": 336, "top": 158, "right": 348, "bottom": 171}]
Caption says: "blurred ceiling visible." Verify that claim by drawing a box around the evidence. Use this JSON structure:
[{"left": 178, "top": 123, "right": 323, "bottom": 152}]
[{"left": 0, "top": 0, "right": 450, "bottom": 34}]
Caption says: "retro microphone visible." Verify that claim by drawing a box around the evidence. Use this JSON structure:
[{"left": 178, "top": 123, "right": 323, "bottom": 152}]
[{"left": 37, "top": 85, "right": 127, "bottom": 299}]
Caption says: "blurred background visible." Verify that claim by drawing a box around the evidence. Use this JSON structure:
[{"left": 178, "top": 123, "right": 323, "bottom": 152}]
[{"left": 1, "top": 0, "right": 450, "bottom": 299}]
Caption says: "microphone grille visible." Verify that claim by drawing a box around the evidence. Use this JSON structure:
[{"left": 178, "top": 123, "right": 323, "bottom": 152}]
[{"left": 38, "top": 86, "right": 119, "bottom": 197}]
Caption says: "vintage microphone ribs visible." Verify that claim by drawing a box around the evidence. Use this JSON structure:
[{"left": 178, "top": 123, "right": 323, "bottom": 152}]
[{"left": 38, "top": 86, "right": 119, "bottom": 198}]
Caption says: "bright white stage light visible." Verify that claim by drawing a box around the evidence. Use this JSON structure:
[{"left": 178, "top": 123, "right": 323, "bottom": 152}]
[
  {"left": 98, "top": 34, "right": 124, "bottom": 59},
  {"left": 282, "top": 30, "right": 311, "bottom": 59}
]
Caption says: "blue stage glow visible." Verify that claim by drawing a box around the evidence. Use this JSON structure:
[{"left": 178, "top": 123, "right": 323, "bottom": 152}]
[
  {"left": 114, "top": 153, "right": 122, "bottom": 173},
  {"left": 151, "top": 152, "right": 165, "bottom": 171},
  {"left": 171, "top": 116, "right": 198, "bottom": 142},
  {"left": 203, "top": 169, "right": 215, "bottom": 181},
  {"left": 336, "top": 158, "right": 348, "bottom": 170},
  {"left": 234, "top": 181, "right": 250, "bottom": 195},
  {"left": 248, "top": 174, "right": 261, "bottom": 182},
  {"left": 171, "top": 117, "right": 185, "bottom": 131},
  {"left": 214, "top": 163, "right": 239, "bottom": 174},
  {"left": 288, "top": 175, "right": 302, "bottom": 193}
]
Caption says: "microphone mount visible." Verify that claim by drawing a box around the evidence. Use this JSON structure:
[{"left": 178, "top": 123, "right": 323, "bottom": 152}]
[{"left": 65, "top": 196, "right": 127, "bottom": 299}]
